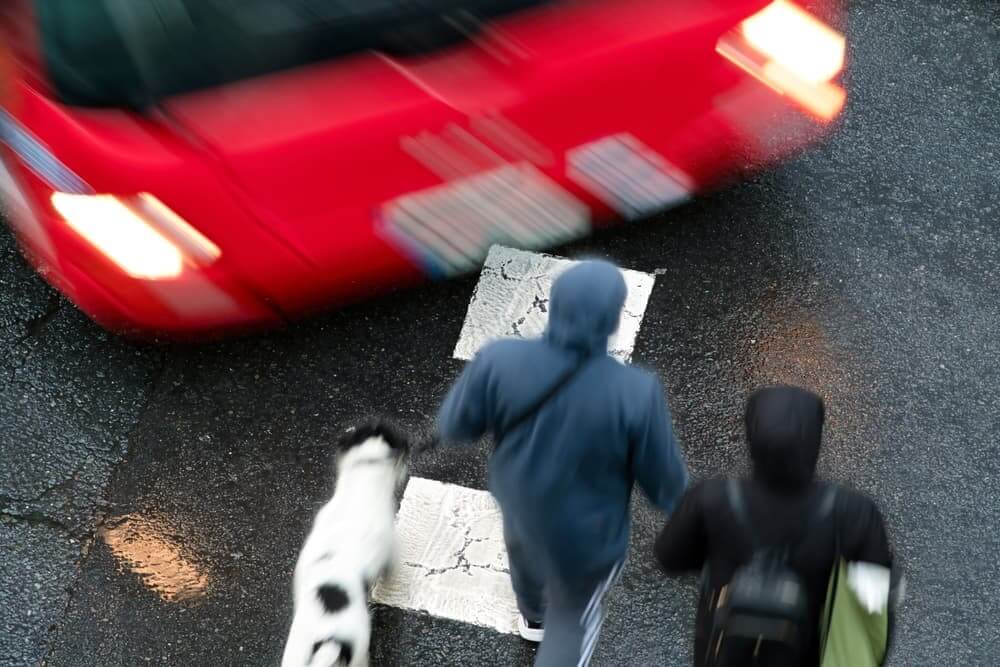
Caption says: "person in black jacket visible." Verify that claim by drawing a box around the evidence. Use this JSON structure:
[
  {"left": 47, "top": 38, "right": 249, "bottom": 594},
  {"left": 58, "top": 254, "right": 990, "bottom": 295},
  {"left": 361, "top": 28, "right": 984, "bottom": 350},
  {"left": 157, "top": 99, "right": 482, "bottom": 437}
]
[{"left": 654, "top": 385, "right": 897, "bottom": 666}]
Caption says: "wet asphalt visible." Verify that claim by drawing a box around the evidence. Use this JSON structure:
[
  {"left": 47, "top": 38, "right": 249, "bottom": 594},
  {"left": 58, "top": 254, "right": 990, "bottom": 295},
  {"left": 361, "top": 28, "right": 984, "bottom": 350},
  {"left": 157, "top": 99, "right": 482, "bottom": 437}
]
[{"left": 2, "top": 1, "right": 999, "bottom": 665}]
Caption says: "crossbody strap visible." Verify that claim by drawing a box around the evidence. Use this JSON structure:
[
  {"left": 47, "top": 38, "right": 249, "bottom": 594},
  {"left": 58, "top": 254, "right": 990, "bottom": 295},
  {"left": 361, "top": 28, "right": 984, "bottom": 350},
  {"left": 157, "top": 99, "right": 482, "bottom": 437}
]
[
  {"left": 820, "top": 487, "right": 842, "bottom": 656},
  {"left": 494, "top": 355, "right": 592, "bottom": 445},
  {"left": 726, "top": 479, "right": 761, "bottom": 553}
]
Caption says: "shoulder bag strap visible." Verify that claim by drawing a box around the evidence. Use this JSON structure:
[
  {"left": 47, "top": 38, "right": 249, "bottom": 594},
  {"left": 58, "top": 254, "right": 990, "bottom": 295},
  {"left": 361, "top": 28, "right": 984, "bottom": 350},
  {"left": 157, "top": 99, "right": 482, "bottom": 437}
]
[
  {"left": 726, "top": 478, "right": 761, "bottom": 553},
  {"left": 819, "top": 484, "right": 840, "bottom": 555},
  {"left": 494, "top": 355, "right": 591, "bottom": 445},
  {"left": 820, "top": 485, "right": 842, "bottom": 658}
]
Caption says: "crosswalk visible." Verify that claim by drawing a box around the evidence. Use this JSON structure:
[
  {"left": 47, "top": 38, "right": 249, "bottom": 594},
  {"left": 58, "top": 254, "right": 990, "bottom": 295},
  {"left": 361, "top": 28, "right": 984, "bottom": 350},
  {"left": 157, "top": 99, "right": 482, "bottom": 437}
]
[{"left": 372, "top": 246, "right": 656, "bottom": 634}]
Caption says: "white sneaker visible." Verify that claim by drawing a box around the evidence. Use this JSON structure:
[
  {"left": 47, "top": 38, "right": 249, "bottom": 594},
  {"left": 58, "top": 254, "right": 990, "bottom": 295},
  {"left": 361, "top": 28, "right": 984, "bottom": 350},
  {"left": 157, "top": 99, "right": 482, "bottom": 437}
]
[{"left": 517, "top": 615, "right": 544, "bottom": 643}]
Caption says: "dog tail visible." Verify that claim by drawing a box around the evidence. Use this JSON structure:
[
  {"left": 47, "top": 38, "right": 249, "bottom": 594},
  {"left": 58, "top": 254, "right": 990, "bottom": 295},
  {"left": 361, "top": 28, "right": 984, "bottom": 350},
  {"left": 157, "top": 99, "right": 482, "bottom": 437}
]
[
  {"left": 312, "top": 638, "right": 353, "bottom": 667},
  {"left": 282, "top": 613, "right": 355, "bottom": 667},
  {"left": 281, "top": 634, "right": 354, "bottom": 667}
]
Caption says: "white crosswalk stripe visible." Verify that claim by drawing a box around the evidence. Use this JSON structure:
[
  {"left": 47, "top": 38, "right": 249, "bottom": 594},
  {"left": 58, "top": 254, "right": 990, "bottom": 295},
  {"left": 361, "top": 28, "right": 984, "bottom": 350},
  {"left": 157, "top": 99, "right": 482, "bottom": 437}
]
[
  {"left": 453, "top": 245, "right": 656, "bottom": 363},
  {"left": 371, "top": 477, "right": 520, "bottom": 634}
]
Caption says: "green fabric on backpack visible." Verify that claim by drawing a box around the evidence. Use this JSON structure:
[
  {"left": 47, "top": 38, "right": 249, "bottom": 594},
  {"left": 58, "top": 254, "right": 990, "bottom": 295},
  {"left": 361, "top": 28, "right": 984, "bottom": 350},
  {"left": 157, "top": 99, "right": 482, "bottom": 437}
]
[{"left": 819, "top": 559, "right": 888, "bottom": 667}]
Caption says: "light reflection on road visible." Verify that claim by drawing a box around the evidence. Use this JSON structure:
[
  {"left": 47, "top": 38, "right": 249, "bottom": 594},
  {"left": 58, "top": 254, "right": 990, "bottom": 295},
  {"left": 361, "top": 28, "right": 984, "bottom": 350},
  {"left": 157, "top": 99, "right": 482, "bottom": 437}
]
[
  {"left": 100, "top": 514, "right": 210, "bottom": 603},
  {"left": 745, "top": 296, "right": 880, "bottom": 473}
]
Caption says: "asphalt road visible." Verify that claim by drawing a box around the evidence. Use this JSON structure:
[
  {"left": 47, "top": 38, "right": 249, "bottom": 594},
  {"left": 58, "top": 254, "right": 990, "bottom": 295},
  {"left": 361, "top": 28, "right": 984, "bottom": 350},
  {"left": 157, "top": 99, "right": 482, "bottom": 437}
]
[{"left": 2, "top": 1, "right": 999, "bottom": 665}]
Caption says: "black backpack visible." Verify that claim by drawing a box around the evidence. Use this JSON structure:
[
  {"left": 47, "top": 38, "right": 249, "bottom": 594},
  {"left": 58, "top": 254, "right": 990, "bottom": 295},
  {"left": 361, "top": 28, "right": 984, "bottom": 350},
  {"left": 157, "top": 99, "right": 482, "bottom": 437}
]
[{"left": 706, "top": 480, "right": 837, "bottom": 666}]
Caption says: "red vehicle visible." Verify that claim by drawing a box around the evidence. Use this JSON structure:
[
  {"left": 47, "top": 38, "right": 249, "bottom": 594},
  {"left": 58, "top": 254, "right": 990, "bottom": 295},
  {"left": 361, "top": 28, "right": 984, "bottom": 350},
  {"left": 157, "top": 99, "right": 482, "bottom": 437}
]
[{"left": 0, "top": 0, "right": 846, "bottom": 338}]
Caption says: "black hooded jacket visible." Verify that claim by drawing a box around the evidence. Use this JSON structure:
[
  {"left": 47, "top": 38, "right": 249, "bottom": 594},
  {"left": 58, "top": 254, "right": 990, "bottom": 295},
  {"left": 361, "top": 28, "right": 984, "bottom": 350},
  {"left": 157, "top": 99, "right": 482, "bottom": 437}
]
[{"left": 654, "top": 386, "right": 894, "bottom": 666}]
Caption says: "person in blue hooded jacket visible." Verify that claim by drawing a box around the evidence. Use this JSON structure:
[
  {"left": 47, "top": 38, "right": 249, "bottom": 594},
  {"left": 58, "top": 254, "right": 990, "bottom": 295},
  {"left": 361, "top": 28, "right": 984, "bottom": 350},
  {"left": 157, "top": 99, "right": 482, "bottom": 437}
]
[{"left": 437, "top": 259, "right": 689, "bottom": 666}]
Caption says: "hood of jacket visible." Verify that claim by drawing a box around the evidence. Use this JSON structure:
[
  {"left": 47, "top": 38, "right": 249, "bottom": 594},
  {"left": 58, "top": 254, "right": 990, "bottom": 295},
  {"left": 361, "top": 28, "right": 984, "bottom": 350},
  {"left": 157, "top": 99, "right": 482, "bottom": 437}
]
[
  {"left": 745, "top": 385, "right": 825, "bottom": 491},
  {"left": 544, "top": 260, "right": 626, "bottom": 356}
]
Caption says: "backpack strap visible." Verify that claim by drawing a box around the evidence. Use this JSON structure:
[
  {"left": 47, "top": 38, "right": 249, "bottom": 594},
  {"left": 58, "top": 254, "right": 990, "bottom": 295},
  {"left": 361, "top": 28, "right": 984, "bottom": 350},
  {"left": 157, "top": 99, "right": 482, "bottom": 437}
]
[
  {"left": 791, "top": 483, "right": 839, "bottom": 558},
  {"left": 817, "top": 484, "right": 838, "bottom": 525},
  {"left": 727, "top": 480, "right": 839, "bottom": 556}
]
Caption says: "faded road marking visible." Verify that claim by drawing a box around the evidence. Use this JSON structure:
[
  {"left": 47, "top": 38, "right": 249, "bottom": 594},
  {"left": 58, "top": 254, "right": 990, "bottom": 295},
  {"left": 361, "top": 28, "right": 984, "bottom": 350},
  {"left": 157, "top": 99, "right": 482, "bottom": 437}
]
[
  {"left": 380, "top": 164, "right": 590, "bottom": 279},
  {"left": 371, "top": 477, "right": 519, "bottom": 634},
  {"left": 453, "top": 245, "right": 656, "bottom": 363},
  {"left": 567, "top": 134, "right": 692, "bottom": 219}
]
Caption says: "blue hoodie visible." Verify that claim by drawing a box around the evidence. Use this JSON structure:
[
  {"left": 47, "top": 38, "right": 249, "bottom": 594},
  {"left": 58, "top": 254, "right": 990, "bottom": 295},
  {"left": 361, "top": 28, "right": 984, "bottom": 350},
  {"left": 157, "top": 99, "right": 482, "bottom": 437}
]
[{"left": 438, "top": 260, "right": 688, "bottom": 581}]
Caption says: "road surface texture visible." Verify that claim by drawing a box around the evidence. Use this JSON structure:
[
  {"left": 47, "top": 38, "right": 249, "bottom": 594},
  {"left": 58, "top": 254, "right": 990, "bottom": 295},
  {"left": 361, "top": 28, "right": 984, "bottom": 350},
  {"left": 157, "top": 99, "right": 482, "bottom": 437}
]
[{"left": 2, "top": 1, "right": 998, "bottom": 665}]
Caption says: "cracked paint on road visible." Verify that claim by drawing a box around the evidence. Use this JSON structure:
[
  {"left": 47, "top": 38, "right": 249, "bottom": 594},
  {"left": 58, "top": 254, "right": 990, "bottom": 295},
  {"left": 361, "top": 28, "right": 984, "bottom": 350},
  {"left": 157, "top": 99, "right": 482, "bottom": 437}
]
[
  {"left": 371, "top": 476, "right": 519, "bottom": 634},
  {"left": 453, "top": 245, "right": 656, "bottom": 363}
]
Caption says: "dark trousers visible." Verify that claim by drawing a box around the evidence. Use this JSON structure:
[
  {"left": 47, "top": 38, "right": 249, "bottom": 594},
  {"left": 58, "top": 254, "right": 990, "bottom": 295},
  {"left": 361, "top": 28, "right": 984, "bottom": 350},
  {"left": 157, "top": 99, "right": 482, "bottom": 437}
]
[{"left": 503, "top": 516, "right": 624, "bottom": 666}]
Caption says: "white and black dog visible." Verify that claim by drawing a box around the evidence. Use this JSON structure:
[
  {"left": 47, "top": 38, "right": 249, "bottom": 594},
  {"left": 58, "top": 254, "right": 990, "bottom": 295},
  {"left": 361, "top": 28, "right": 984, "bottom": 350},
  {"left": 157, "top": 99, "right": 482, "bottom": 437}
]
[{"left": 282, "top": 421, "right": 410, "bottom": 667}]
